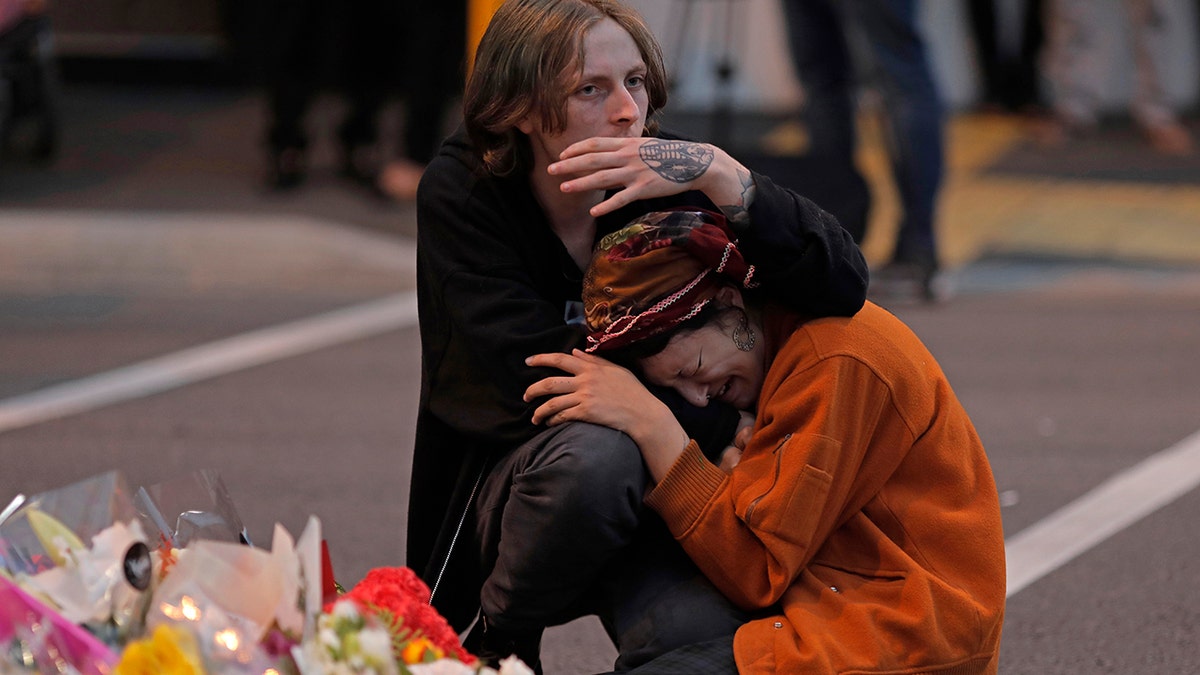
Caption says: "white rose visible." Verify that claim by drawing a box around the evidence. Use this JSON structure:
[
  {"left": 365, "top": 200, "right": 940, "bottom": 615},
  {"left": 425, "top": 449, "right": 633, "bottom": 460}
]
[
  {"left": 332, "top": 599, "right": 362, "bottom": 621},
  {"left": 358, "top": 627, "right": 394, "bottom": 663},
  {"left": 319, "top": 626, "right": 340, "bottom": 650}
]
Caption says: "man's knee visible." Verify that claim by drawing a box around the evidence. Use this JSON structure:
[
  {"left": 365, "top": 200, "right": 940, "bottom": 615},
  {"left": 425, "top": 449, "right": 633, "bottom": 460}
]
[
  {"left": 512, "top": 422, "right": 647, "bottom": 521},
  {"left": 541, "top": 422, "right": 644, "bottom": 488}
]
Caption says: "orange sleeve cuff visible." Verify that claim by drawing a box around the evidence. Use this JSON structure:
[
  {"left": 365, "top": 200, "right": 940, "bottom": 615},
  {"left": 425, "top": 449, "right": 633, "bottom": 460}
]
[{"left": 645, "top": 439, "right": 730, "bottom": 535}]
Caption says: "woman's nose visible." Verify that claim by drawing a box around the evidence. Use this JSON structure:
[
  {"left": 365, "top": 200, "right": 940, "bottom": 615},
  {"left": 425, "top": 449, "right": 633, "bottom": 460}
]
[{"left": 682, "top": 384, "right": 709, "bottom": 407}]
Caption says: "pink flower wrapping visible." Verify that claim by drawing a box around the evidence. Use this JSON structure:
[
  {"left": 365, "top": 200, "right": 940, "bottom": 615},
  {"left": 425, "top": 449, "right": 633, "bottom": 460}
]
[{"left": 0, "top": 573, "right": 118, "bottom": 674}]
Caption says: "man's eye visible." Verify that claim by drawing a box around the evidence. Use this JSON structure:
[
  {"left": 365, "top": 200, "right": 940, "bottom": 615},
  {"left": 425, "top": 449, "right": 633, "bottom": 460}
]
[
  {"left": 627, "top": 75, "right": 645, "bottom": 88},
  {"left": 579, "top": 84, "right": 600, "bottom": 96}
]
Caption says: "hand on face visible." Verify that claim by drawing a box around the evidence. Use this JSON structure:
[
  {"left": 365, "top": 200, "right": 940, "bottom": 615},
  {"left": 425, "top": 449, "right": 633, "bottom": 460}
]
[
  {"left": 525, "top": 19, "right": 754, "bottom": 220},
  {"left": 549, "top": 137, "right": 717, "bottom": 218}
]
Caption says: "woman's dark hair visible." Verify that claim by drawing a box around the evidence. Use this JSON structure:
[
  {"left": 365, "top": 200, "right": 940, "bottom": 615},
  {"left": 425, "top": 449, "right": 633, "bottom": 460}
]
[{"left": 603, "top": 302, "right": 741, "bottom": 372}]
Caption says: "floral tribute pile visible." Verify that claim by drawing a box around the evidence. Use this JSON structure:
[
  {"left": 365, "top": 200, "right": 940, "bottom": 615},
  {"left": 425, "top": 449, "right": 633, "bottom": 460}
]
[{"left": 0, "top": 471, "right": 531, "bottom": 675}]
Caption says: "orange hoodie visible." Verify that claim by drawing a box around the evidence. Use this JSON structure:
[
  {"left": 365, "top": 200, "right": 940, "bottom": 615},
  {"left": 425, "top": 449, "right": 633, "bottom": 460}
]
[{"left": 645, "top": 301, "right": 1006, "bottom": 674}]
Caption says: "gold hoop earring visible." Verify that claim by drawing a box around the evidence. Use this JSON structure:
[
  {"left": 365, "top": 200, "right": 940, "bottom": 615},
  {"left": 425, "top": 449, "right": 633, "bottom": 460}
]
[{"left": 732, "top": 311, "right": 755, "bottom": 352}]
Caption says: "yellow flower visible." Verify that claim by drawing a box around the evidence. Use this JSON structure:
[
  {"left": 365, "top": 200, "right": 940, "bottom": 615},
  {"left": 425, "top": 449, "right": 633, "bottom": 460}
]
[
  {"left": 400, "top": 637, "right": 444, "bottom": 664},
  {"left": 115, "top": 624, "right": 206, "bottom": 675}
]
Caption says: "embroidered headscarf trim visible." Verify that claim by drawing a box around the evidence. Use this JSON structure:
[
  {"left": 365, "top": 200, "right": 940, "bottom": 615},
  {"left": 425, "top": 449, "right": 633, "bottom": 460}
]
[{"left": 583, "top": 208, "right": 758, "bottom": 353}]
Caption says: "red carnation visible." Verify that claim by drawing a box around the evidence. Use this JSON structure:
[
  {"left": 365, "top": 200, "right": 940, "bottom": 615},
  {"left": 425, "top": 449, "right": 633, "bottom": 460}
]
[{"left": 334, "top": 566, "right": 474, "bottom": 664}]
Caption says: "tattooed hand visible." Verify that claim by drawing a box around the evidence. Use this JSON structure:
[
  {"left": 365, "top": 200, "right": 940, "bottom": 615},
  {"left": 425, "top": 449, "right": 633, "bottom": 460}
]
[
  {"left": 549, "top": 136, "right": 756, "bottom": 219},
  {"left": 638, "top": 140, "right": 714, "bottom": 183}
]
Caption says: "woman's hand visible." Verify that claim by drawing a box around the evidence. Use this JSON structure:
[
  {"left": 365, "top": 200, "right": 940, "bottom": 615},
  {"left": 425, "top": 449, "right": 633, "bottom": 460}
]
[
  {"left": 525, "top": 349, "right": 690, "bottom": 481},
  {"left": 718, "top": 410, "right": 755, "bottom": 473},
  {"left": 549, "top": 137, "right": 754, "bottom": 219}
]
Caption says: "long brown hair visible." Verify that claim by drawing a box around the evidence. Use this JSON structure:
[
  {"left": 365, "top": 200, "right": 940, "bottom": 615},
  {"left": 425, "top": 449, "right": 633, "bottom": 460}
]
[{"left": 463, "top": 0, "right": 668, "bottom": 176}]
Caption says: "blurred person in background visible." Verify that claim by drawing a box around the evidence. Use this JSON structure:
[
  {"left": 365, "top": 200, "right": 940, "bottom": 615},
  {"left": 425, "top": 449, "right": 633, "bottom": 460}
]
[
  {"left": 781, "top": 0, "right": 946, "bottom": 303},
  {"left": 966, "top": 0, "right": 1046, "bottom": 114},
  {"left": 261, "top": 0, "right": 395, "bottom": 191},
  {"left": 0, "top": 0, "right": 58, "bottom": 161},
  {"left": 406, "top": 0, "right": 868, "bottom": 670},
  {"left": 1039, "top": 0, "right": 1194, "bottom": 155},
  {"left": 376, "top": 0, "right": 468, "bottom": 202}
]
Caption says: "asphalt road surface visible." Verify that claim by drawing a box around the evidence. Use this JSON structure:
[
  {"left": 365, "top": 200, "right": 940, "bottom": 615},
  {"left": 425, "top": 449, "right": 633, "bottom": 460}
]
[
  {"left": 3, "top": 213, "right": 1199, "bottom": 673},
  {"left": 2, "top": 84, "right": 1199, "bottom": 673}
]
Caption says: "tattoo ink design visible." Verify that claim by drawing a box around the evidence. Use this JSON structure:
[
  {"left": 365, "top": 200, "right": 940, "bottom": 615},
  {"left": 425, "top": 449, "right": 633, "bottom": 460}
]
[
  {"left": 719, "top": 165, "right": 756, "bottom": 229},
  {"left": 638, "top": 140, "right": 714, "bottom": 183}
]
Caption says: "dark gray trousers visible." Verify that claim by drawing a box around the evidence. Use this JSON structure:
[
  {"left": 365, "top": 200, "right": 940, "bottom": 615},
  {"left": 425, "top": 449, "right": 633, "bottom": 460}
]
[
  {"left": 600, "top": 634, "right": 737, "bottom": 675},
  {"left": 474, "top": 422, "right": 751, "bottom": 671}
]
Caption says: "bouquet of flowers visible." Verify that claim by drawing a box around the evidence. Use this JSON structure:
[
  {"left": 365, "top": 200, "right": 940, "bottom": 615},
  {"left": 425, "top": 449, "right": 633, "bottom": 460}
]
[
  {"left": 0, "top": 471, "right": 154, "bottom": 648},
  {"left": 294, "top": 568, "right": 529, "bottom": 675},
  {"left": 0, "top": 471, "right": 533, "bottom": 675}
]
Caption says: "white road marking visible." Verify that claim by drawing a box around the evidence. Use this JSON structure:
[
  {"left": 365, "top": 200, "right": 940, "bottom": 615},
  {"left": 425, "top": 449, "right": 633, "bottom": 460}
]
[
  {"left": 1006, "top": 427, "right": 1200, "bottom": 596},
  {"left": 2, "top": 282, "right": 1197, "bottom": 601},
  {"left": 0, "top": 291, "right": 418, "bottom": 434}
]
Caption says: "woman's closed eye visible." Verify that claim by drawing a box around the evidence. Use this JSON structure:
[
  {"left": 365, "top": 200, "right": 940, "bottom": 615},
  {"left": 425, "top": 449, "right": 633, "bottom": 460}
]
[{"left": 678, "top": 352, "right": 702, "bottom": 380}]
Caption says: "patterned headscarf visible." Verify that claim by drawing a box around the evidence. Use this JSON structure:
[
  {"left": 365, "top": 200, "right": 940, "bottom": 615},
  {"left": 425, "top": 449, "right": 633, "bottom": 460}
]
[{"left": 583, "top": 208, "right": 758, "bottom": 353}]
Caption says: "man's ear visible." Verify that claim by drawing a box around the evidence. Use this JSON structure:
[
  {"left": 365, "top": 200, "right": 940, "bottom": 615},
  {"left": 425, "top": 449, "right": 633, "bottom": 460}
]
[{"left": 716, "top": 285, "right": 744, "bottom": 309}]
